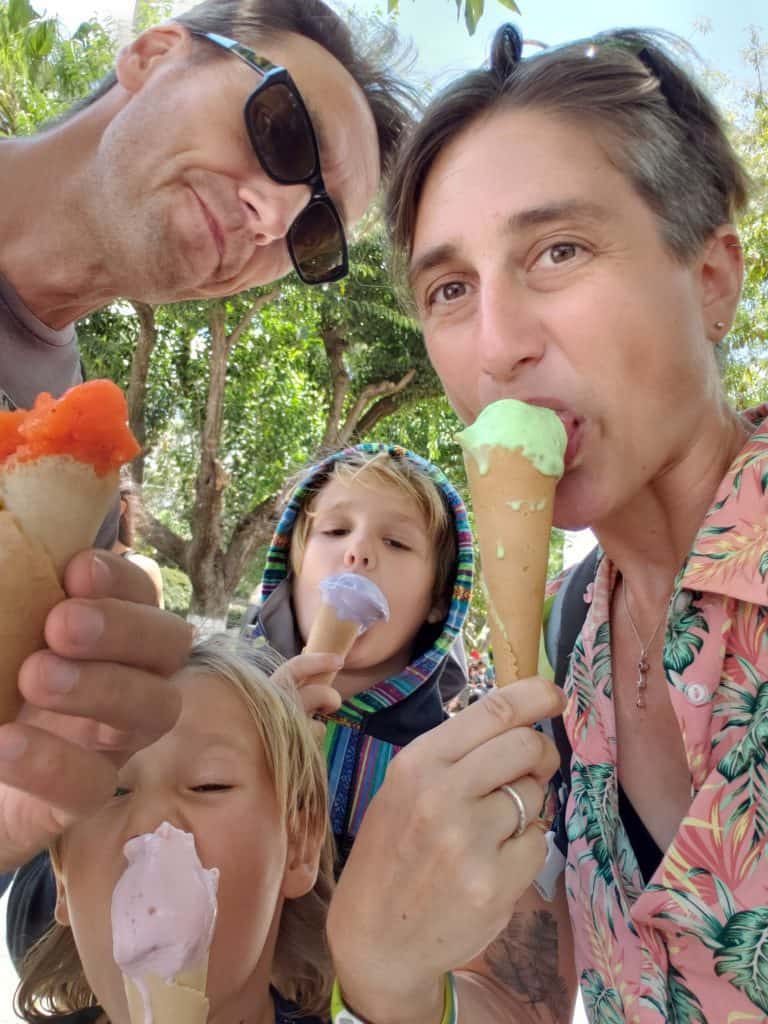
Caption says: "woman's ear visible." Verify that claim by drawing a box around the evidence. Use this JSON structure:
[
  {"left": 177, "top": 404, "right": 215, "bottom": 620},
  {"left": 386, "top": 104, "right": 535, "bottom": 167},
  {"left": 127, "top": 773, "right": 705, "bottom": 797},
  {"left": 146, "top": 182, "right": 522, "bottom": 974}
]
[
  {"left": 53, "top": 873, "right": 71, "bottom": 928},
  {"left": 281, "top": 829, "right": 324, "bottom": 901},
  {"left": 698, "top": 224, "right": 744, "bottom": 341}
]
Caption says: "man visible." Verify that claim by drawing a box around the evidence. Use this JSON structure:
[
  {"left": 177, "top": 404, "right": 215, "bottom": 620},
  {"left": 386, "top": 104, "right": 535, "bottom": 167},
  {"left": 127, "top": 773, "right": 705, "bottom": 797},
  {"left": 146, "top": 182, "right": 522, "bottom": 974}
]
[{"left": 0, "top": 0, "right": 413, "bottom": 969}]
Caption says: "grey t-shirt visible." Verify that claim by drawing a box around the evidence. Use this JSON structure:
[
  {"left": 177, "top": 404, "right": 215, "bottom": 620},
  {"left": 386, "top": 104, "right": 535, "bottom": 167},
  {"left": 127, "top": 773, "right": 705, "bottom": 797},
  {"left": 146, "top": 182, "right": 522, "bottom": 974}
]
[
  {"left": 0, "top": 273, "right": 119, "bottom": 546},
  {"left": 0, "top": 273, "right": 81, "bottom": 410}
]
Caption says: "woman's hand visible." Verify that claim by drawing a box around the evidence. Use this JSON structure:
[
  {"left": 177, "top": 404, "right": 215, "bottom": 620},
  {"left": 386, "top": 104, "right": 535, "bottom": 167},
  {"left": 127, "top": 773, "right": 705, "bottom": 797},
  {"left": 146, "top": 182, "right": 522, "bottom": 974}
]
[{"left": 327, "top": 677, "right": 564, "bottom": 1024}]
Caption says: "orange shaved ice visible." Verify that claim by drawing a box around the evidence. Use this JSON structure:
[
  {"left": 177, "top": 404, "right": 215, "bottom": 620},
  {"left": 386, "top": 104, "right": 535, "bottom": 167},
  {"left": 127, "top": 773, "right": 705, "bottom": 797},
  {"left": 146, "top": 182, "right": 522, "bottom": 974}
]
[{"left": 0, "top": 380, "right": 140, "bottom": 476}]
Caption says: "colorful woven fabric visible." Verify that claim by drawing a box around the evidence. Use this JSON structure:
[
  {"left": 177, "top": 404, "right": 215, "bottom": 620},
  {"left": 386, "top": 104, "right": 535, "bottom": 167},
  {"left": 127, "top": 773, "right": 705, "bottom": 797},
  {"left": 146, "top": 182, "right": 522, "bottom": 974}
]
[{"left": 256, "top": 443, "right": 473, "bottom": 848}]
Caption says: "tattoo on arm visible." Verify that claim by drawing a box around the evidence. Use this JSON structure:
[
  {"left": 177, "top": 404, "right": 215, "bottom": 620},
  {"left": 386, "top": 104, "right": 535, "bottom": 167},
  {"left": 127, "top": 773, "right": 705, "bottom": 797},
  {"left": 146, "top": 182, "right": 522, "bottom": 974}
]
[{"left": 483, "top": 909, "right": 570, "bottom": 1021}]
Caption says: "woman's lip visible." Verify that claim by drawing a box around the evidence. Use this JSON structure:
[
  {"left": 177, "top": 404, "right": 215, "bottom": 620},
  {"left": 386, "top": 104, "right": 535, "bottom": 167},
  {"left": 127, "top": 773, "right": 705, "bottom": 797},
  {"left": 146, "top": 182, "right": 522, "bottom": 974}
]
[{"left": 523, "top": 400, "right": 584, "bottom": 469}]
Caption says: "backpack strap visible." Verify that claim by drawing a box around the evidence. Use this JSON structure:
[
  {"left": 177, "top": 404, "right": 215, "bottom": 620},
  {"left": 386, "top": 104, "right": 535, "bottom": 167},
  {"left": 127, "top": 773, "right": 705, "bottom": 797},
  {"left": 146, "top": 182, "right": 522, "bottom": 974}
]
[{"left": 546, "top": 546, "right": 599, "bottom": 789}]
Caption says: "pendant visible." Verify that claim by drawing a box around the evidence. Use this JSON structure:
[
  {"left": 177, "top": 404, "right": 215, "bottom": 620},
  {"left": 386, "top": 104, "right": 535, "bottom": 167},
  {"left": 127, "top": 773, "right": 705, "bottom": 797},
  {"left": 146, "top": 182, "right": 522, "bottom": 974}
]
[{"left": 636, "top": 651, "right": 649, "bottom": 709}]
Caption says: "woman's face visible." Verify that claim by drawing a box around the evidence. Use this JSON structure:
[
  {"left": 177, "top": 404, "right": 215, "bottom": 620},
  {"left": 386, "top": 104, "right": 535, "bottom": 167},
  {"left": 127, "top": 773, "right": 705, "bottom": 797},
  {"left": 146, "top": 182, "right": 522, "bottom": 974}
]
[
  {"left": 409, "top": 107, "right": 735, "bottom": 530},
  {"left": 54, "top": 670, "right": 320, "bottom": 1024}
]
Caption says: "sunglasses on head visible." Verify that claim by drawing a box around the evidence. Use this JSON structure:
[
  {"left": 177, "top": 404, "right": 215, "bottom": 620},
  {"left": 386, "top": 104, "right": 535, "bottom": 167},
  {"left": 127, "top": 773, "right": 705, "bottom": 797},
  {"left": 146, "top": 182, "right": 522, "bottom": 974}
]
[{"left": 190, "top": 30, "right": 349, "bottom": 285}]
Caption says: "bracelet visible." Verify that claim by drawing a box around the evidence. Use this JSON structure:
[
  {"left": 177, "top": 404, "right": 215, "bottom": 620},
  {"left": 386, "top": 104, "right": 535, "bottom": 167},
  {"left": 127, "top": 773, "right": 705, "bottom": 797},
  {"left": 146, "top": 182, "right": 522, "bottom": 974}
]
[{"left": 330, "top": 972, "right": 458, "bottom": 1024}]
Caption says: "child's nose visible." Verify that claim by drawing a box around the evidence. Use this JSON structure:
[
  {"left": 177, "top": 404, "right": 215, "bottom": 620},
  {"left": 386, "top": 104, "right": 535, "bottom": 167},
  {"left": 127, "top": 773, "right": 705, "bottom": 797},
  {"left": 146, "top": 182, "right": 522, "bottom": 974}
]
[
  {"left": 125, "top": 800, "right": 188, "bottom": 843},
  {"left": 343, "top": 538, "right": 375, "bottom": 570}
]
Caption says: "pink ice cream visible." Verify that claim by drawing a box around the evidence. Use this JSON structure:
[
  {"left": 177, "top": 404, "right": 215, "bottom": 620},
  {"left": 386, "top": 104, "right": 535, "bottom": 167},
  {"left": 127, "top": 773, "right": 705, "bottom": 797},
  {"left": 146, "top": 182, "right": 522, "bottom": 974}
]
[
  {"left": 111, "top": 822, "right": 219, "bottom": 986},
  {"left": 318, "top": 572, "right": 390, "bottom": 631}
]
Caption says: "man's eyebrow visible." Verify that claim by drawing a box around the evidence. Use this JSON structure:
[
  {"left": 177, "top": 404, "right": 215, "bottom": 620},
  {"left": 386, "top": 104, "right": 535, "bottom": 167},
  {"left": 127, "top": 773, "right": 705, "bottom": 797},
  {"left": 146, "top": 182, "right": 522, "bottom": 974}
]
[{"left": 408, "top": 199, "right": 610, "bottom": 289}]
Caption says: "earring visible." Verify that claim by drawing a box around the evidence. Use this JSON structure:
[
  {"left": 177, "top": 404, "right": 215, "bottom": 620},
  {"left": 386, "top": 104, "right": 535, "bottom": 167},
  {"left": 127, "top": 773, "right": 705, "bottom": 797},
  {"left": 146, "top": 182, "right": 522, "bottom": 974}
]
[{"left": 715, "top": 321, "right": 725, "bottom": 330}]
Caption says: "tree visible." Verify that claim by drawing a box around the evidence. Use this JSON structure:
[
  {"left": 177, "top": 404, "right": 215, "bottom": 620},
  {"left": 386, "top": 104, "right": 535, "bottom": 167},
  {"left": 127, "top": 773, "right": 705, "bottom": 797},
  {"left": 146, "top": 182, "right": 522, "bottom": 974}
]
[
  {"left": 0, "top": 0, "right": 114, "bottom": 136},
  {"left": 79, "top": 231, "right": 454, "bottom": 627}
]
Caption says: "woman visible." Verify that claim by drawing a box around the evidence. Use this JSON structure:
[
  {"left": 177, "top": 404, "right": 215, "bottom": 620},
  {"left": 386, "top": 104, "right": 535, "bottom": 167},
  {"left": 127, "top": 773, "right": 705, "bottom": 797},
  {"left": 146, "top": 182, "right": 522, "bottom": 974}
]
[{"left": 326, "top": 25, "right": 767, "bottom": 1024}]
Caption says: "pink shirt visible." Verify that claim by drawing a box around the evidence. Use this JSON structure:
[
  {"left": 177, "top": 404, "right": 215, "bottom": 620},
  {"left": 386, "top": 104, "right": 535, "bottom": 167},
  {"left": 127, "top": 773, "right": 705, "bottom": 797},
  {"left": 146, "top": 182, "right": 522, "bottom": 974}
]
[{"left": 556, "top": 405, "right": 768, "bottom": 1023}]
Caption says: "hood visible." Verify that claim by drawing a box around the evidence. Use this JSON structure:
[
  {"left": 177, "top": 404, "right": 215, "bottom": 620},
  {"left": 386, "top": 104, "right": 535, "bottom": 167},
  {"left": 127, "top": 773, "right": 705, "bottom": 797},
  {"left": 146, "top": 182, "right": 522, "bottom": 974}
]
[{"left": 259, "top": 443, "right": 474, "bottom": 690}]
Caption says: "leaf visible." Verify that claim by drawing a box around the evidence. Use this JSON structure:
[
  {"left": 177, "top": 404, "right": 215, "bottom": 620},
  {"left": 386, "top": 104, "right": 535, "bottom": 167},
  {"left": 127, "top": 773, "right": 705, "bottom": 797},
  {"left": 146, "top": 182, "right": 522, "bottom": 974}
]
[
  {"left": 714, "top": 908, "right": 768, "bottom": 1013},
  {"left": 463, "top": 0, "right": 484, "bottom": 35},
  {"left": 387, "top": 0, "right": 399, "bottom": 11},
  {"left": 665, "top": 964, "right": 709, "bottom": 1023},
  {"left": 496, "top": 0, "right": 521, "bottom": 11},
  {"left": 7, "top": 0, "right": 37, "bottom": 33}
]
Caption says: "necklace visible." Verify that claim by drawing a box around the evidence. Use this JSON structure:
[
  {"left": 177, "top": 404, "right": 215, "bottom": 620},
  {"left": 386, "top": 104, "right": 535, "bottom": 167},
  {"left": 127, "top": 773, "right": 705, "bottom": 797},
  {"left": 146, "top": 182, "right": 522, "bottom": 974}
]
[{"left": 621, "top": 581, "right": 667, "bottom": 710}]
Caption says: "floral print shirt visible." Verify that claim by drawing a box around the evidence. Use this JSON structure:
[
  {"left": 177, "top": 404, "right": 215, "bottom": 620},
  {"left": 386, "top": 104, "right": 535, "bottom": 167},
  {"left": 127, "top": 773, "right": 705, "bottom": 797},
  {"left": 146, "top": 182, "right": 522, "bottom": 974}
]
[{"left": 556, "top": 405, "right": 768, "bottom": 1023}]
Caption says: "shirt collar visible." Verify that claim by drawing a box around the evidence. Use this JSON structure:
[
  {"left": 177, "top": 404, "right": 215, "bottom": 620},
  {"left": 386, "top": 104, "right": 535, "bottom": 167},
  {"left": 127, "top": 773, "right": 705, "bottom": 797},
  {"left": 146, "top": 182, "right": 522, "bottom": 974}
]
[{"left": 678, "top": 404, "right": 768, "bottom": 604}]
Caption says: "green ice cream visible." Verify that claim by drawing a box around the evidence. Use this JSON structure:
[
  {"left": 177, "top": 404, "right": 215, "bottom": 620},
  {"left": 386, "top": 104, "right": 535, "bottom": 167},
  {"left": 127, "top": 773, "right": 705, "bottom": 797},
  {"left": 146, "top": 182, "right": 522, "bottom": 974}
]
[{"left": 456, "top": 399, "right": 567, "bottom": 478}]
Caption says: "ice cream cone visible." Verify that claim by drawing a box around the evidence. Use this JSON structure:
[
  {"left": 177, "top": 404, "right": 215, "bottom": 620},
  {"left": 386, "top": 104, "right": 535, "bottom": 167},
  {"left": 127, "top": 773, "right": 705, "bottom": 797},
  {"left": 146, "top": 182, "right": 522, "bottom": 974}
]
[
  {"left": 123, "top": 959, "right": 210, "bottom": 1024},
  {"left": 0, "top": 456, "right": 118, "bottom": 579},
  {"left": 304, "top": 601, "right": 362, "bottom": 685},
  {"left": 457, "top": 399, "right": 566, "bottom": 686},
  {"left": 0, "top": 511, "right": 65, "bottom": 723},
  {"left": 464, "top": 447, "right": 558, "bottom": 683},
  {"left": 303, "top": 573, "right": 389, "bottom": 685}
]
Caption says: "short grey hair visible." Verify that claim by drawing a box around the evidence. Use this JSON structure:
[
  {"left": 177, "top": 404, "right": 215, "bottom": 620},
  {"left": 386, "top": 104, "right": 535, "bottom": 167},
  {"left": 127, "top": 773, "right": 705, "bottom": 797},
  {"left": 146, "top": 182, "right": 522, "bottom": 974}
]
[{"left": 387, "top": 25, "right": 750, "bottom": 277}]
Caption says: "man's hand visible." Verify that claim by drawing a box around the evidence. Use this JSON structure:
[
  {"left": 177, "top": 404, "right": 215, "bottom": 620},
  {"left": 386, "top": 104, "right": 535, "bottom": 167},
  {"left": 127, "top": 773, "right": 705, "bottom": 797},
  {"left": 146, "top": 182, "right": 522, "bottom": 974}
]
[
  {"left": 327, "top": 677, "right": 564, "bottom": 1024},
  {"left": 0, "top": 550, "right": 191, "bottom": 872}
]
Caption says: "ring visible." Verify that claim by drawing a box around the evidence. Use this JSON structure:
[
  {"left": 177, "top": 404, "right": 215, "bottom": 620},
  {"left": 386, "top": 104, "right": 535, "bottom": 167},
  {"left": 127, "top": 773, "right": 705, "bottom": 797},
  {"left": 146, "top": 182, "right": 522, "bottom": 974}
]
[{"left": 500, "top": 783, "right": 529, "bottom": 838}]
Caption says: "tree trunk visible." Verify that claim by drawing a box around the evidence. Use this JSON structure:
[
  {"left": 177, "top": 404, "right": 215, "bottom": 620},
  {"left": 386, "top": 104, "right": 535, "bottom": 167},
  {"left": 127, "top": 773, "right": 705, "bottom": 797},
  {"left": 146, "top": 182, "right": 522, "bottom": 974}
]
[{"left": 127, "top": 301, "right": 157, "bottom": 484}]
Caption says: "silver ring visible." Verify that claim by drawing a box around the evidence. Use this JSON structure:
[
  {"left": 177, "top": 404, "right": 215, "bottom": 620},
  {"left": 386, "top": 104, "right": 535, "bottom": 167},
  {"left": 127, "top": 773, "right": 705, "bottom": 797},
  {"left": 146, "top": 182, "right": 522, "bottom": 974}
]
[{"left": 500, "top": 784, "right": 528, "bottom": 838}]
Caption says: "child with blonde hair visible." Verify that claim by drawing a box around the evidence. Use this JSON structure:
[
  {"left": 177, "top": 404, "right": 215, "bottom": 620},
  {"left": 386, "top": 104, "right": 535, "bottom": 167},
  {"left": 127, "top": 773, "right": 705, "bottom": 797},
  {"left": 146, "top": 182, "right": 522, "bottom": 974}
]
[
  {"left": 15, "top": 636, "right": 333, "bottom": 1024},
  {"left": 244, "top": 442, "right": 474, "bottom": 865}
]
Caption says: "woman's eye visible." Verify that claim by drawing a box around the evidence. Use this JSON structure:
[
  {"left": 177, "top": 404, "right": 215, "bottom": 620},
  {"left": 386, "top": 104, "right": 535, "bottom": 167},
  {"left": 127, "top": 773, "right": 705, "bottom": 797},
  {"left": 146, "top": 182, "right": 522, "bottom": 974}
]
[
  {"left": 537, "top": 242, "right": 583, "bottom": 267},
  {"left": 192, "top": 783, "right": 233, "bottom": 793},
  {"left": 427, "top": 280, "right": 467, "bottom": 307}
]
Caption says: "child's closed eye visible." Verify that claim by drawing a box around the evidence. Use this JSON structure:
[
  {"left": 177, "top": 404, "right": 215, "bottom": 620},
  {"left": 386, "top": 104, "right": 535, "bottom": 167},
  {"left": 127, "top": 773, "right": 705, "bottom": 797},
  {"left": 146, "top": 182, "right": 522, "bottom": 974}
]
[
  {"left": 113, "top": 786, "right": 131, "bottom": 799},
  {"left": 191, "top": 783, "right": 234, "bottom": 793},
  {"left": 384, "top": 537, "right": 411, "bottom": 550}
]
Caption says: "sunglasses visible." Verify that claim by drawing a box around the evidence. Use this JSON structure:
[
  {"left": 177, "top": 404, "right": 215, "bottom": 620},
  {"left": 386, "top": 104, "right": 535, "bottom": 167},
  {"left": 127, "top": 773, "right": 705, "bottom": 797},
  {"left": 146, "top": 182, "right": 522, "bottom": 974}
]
[{"left": 190, "top": 30, "right": 349, "bottom": 285}]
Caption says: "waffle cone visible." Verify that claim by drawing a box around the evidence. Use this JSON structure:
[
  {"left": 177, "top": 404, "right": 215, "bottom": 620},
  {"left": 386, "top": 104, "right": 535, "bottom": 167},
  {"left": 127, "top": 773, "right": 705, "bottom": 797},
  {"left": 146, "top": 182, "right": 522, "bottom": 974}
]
[
  {"left": 303, "top": 601, "right": 361, "bottom": 685},
  {"left": 123, "top": 960, "right": 209, "bottom": 1024},
  {"left": 464, "top": 446, "right": 557, "bottom": 685},
  {"left": 0, "top": 511, "right": 65, "bottom": 724},
  {"left": 0, "top": 456, "right": 118, "bottom": 579}
]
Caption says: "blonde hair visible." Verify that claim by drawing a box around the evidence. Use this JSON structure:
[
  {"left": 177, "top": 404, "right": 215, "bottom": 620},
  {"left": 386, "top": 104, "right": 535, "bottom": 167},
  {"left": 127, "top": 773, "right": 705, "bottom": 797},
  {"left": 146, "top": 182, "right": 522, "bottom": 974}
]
[
  {"left": 16, "top": 636, "right": 334, "bottom": 1022},
  {"left": 291, "top": 449, "right": 456, "bottom": 615}
]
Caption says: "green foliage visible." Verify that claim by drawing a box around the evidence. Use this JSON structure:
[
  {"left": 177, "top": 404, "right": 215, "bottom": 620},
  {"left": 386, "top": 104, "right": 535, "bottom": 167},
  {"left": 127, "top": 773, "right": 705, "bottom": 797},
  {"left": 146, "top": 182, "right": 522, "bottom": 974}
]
[
  {"left": 0, "top": 0, "right": 115, "bottom": 135},
  {"left": 387, "top": 0, "right": 519, "bottom": 35},
  {"left": 161, "top": 565, "right": 192, "bottom": 617}
]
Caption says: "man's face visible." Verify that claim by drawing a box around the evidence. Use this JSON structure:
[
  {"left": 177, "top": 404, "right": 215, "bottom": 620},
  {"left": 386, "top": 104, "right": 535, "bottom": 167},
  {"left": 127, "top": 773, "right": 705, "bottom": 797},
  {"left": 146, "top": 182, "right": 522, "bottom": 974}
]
[
  {"left": 55, "top": 670, "right": 317, "bottom": 1024},
  {"left": 87, "top": 25, "right": 379, "bottom": 302},
  {"left": 292, "top": 475, "right": 441, "bottom": 698},
  {"left": 409, "top": 108, "right": 721, "bottom": 530}
]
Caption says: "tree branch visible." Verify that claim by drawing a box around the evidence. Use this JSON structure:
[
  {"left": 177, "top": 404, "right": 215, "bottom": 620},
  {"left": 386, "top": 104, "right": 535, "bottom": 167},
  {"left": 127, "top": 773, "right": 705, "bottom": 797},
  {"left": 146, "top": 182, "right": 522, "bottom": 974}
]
[
  {"left": 141, "top": 511, "right": 189, "bottom": 571},
  {"left": 321, "top": 326, "right": 351, "bottom": 447},
  {"left": 339, "top": 367, "right": 417, "bottom": 444},
  {"left": 226, "top": 288, "right": 280, "bottom": 356}
]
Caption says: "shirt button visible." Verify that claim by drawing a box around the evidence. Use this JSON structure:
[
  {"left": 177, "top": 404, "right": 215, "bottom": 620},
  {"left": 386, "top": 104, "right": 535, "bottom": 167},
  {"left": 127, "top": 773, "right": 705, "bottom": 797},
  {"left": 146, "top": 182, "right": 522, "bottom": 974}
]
[{"left": 686, "top": 683, "right": 710, "bottom": 706}]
